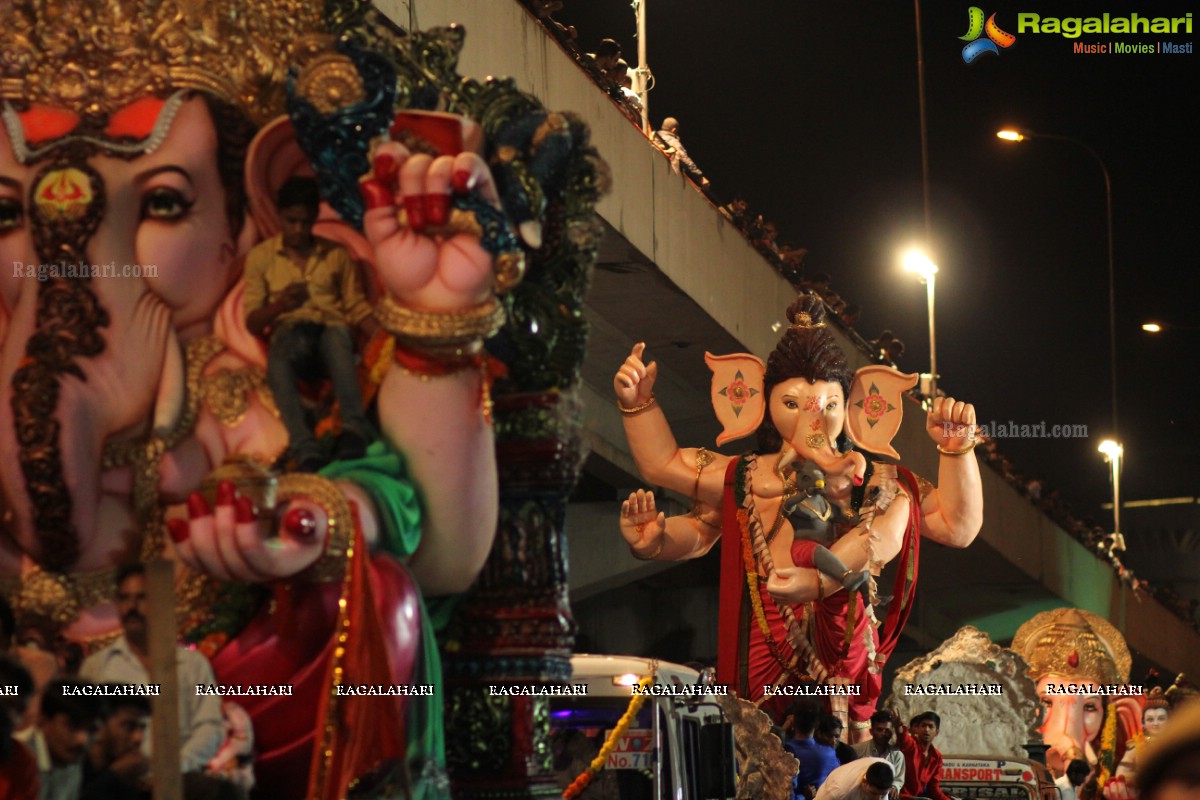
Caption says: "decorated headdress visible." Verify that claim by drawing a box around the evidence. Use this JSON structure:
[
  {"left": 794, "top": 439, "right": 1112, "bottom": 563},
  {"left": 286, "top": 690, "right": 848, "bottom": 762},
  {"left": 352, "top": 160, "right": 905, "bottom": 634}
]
[
  {"left": 705, "top": 293, "right": 918, "bottom": 458},
  {"left": 0, "top": 0, "right": 347, "bottom": 126},
  {"left": 1144, "top": 686, "right": 1169, "bottom": 713},
  {"left": 1011, "top": 608, "right": 1131, "bottom": 685}
]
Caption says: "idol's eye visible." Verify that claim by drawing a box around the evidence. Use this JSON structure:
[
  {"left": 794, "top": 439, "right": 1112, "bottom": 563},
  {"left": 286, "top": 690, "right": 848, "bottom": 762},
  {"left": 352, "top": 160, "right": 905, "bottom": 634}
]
[
  {"left": 1083, "top": 702, "right": 1098, "bottom": 713},
  {"left": 141, "top": 186, "right": 193, "bottom": 221},
  {"left": 826, "top": 401, "right": 839, "bottom": 411},
  {"left": 0, "top": 197, "right": 24, "bottom": 233},
  {"left": 784, "top": 399, "right": 798, "bottom": 410}
]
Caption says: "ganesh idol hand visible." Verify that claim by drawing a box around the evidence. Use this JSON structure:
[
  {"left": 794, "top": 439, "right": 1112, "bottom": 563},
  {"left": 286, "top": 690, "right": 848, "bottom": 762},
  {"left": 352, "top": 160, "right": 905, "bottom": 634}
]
[
  {"left": 614, "top": 342, "right": 658, "bottom": 410},
  {"left": 1101, "top": 776, "right": 1135, "bottom": 800},
  {"left": 765, "top": 564, "right": 816, "bottom": 605},
  {"left": 170, "top": 481, "right": 330, "bottom": 581},
  {"left": 361, "top": 140, "right": 505, "bottom": 311},
  {"left": 926, "top": 395, "right": 977, "bottom": 453},
  {"left": 620, "top": 489, "right": 667, "bottom": 556}
]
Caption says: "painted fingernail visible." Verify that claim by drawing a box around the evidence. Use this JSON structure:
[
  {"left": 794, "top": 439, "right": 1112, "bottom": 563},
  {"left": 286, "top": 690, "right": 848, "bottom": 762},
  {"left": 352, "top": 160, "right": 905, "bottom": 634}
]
[
  {"left": 359, "top": 179, "right": 391, "bottom": 211},
  {"left": 451, "top": 169, "right": 472, "bottom": 193},
  {"left": 403, "top": 195, "right": 425, "bottom": 229},
  {"left": 374, "top": 153, "right": 397, "bottom": 180},
  {"left": 853, "top": 475, "right": 864, "bottom": 486},
  {"left": 283, "top": 507, "right": 317, "bottom": 538},
  {"left": 217, "top": 480, "right": 236, "bottom": 506},
  {"left": 187, "top": 493, "right": 210, "bottom": 520},
  {"left": 167, "top": 519, "right": 190, "bottom": 544},
  {"left": 235, "top": 496, "right": 257, "bottom": 524},
  {"left": 425, "top": 193, "right": 449, "bottom": 226}
]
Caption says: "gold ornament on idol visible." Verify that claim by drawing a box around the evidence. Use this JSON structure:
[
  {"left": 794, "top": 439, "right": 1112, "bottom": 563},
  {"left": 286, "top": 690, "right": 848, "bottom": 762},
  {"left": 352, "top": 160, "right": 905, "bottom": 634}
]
[{"left": 0, "top": 0, "right": 342, "bottom": 125}]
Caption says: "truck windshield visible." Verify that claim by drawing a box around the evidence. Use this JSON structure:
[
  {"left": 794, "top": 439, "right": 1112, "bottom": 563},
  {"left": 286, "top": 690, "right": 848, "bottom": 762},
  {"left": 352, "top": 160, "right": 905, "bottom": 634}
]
[{"left": 550, "top": 698, "right": 667, "bottom": 800}]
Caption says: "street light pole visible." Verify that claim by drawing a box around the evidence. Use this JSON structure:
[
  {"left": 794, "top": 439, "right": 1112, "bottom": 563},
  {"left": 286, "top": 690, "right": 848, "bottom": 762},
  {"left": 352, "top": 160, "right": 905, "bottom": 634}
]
[
  {"left": 1099, "top": 440, "right": 1123, "bottom": 544},
  {"left": 914, "top": 0, "right": 932, "bottom": 242},
  {"left": 635, "top": 0, "right": 650, "bottom": 134},
  {"left": 903, "top": 250, "right": 939, "bottom": 399},
  {"left": 997, "top": 129, "right": 1118, "bottom": 439},
  {"left": 925, "top": 268, "right": 937, "bottom": 399}
]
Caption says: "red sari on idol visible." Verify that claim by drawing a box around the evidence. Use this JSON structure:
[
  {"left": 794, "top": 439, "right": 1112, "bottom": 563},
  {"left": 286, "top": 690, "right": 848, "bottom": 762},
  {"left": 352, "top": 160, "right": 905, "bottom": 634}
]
[{"left": 716, "top": 456, "right": 922, "bottom": 724}]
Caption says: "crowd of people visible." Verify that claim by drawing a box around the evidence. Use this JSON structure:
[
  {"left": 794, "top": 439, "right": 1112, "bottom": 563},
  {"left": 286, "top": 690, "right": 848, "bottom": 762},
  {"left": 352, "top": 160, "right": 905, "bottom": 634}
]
[
  {"left": 775, "top": 695, "right": 1200, "bottom": 800},
  {"left": 719, "top": 199, "right": 811, "bottom": 283},
  {"left": 774, "top": 703, "right": 954, "bottom": 800},
  {"left": 0, "top": 568, "right": 250, "bottom": 799}
]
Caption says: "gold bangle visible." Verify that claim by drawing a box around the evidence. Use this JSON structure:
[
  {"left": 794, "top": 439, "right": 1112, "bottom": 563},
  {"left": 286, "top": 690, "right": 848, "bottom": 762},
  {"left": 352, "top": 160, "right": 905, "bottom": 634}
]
[
  {"left": 618, "top": 394, "right": 657, "bottom": 415},
  {"left": 937, "top": 441, "right": 978, "bottom": 456},
  {"left": 375, "top": 295, "right": 505, "bottom": 351},
  {"left": 276, "top": 474, "right": 353, "bottom": 582},
  {"left": 631, "top": 538, "right": 664, "bottom": 561}
]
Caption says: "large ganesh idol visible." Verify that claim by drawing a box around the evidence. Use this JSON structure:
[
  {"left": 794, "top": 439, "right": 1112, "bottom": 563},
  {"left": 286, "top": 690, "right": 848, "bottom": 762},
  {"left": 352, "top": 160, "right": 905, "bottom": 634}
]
[
  {"left": 614, "top": 293, "right": 984, "bottom": 739},
  {"left": 1012, "top": 608, "right": 1143, "bottom": 783},
  {"left": 0, "top": 1, "right": 601, "bottom": 797}
]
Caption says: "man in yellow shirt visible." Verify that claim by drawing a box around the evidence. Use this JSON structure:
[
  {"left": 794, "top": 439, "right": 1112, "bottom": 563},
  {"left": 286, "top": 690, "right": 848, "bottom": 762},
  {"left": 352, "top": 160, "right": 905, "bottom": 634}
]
[{"left": 244, "top": 177, "right": 378, "bottom": 471}]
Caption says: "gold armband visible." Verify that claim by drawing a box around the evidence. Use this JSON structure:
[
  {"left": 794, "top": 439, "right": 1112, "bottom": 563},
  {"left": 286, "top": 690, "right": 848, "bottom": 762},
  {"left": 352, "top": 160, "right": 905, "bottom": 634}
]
[
  {"left": 618, "top": 395, "right": 657, "bottom": 415},
  {"left": 937, "top": 441, "right": 978, "bottom": 456},
  {"left": 690, "top": 447, "right": 715, "bottom": 515},
  {"left": 375, "top": 295, "right": 505, "bottom": 357},
  {"left": 630, "top": 538, "right": 665, "bottom": 561}
]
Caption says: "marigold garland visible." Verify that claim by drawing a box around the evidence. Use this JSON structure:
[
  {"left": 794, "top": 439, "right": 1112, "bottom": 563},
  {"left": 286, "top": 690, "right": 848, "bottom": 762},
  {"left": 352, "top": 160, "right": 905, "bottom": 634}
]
[
  {"left": 736, "top": 455, "right": 828, "bottom": 684},
  {"left": 739, "top": 508, "right": 801, "bottom": 677},
  {"left": 562, "top": 676, "right": 653, "bottom": 799},
  {"left": 1097, "top": 701, "right": 1119, "bottom": 787}
]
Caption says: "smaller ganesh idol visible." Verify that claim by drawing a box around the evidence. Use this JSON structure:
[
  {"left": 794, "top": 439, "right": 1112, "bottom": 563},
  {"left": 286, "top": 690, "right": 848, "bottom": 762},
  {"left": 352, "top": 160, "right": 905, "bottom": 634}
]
[
  {"left": 1116, "top": 686, "right": 1170, "bottom": 780},
  {"left": 1012, "top": 608, "right": 1142, "bottom": 785},
  {"left": 613, "top": 292, "right": 983, "bottom": 739}
]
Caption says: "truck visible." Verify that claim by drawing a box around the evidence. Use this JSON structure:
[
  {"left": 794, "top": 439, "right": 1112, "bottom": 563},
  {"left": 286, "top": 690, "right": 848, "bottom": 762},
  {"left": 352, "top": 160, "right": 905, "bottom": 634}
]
[
  {"left": 550, "top": 654, "right": 738, "bottom": 800},
  {"left": 939, "top": 755, "right": 1060, "bottom": 800}
]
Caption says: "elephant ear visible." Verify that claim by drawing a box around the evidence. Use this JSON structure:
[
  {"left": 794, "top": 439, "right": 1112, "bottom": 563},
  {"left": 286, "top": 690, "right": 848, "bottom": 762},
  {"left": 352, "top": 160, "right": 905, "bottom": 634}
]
[
  {"left": 245, "top": 116, "right": 314, "bottom": 240},
  {"left": 846, "top": 365, "right": 919, "bottom": 460},
  {"left": 705, "top": 352, "right": 766, "bottom": 446}
]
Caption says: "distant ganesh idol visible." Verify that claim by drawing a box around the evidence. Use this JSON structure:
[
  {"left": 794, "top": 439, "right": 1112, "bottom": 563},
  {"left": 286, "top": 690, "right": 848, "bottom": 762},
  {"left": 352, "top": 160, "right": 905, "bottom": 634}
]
[{"left": 614, "top": 293, "right": 983, "bottom": 739}]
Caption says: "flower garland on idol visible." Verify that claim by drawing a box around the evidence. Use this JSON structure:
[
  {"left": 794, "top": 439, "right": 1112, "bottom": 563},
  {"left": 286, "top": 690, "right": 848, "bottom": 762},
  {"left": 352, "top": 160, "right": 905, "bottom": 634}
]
[
  {"left": 736, "top": 455, "right": 829, "bottom": 691},
  {"left": 1097, "top": 703, "right": 1119, "bottom": 788},
  {"left": 562, "top": 675, "right": 654, "bottom": 799}
]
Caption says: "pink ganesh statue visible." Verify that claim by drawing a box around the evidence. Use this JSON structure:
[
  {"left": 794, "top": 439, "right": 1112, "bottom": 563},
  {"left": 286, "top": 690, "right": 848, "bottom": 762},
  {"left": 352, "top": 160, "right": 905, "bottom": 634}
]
[
  {"left": 0, "top": 2, "right": 596, "bottom": 797},
  {"left": 615, "top": 294, "right": 984, "bottom": 739},
  {"left": 1011, "top": 608, "right": 1146, "bottom": 786}
]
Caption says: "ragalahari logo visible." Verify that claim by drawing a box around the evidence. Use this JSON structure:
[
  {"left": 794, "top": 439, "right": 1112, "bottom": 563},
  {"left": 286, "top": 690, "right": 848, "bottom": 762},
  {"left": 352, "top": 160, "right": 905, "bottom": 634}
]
[{"left": 960, "top": 7, "right": 1017, "bottom": 62}]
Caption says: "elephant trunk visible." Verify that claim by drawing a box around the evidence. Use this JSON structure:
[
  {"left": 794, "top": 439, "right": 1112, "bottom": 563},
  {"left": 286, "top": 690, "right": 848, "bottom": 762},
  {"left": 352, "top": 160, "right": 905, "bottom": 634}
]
[{"left": 0, "top": 154, "right": 171, "bottom": 568}]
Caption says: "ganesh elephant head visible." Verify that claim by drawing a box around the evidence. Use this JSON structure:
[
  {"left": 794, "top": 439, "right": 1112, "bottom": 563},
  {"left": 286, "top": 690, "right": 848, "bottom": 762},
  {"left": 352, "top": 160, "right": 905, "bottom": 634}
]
[
  {"left": 706, "top": 352, "right": 918, "bottom": 484},
  {"left": 1012, "top": 608, "right": 1138, "bottom": 777},
  {"left": 0, "top": 92, "right": 328, "bottom": 574}
]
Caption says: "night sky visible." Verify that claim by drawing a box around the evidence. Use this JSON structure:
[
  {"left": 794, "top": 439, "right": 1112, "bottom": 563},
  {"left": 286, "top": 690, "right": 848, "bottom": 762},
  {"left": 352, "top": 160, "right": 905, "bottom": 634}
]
[{"left": 556, "top": 0, "right": 1199, "bottom": 529}]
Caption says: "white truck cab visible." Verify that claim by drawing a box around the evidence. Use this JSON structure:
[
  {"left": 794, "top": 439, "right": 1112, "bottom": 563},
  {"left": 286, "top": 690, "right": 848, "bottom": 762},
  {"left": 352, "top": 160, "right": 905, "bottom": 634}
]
[{"left": 551, "top": 655, "right": 736, "bottom": 800}]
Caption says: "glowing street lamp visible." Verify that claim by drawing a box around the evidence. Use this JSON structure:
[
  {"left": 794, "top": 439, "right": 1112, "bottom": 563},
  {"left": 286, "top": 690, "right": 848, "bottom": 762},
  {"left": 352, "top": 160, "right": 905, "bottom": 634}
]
[
  {"left": 902, "top": 249, "right": 939, "bottom": 398},
  {"left": 1141, "top": 321, "right": 1199, "bottom": 334}
]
